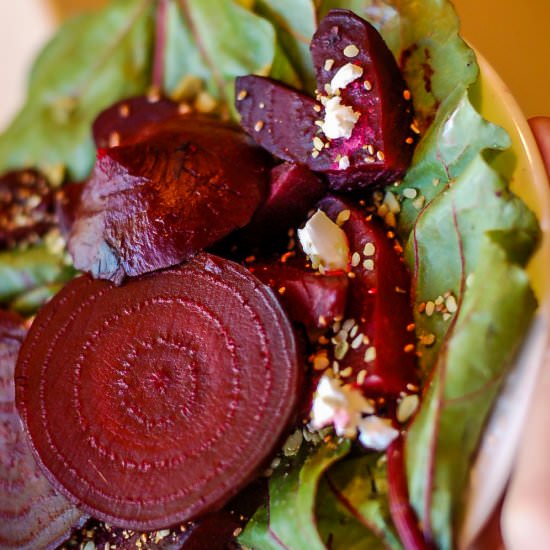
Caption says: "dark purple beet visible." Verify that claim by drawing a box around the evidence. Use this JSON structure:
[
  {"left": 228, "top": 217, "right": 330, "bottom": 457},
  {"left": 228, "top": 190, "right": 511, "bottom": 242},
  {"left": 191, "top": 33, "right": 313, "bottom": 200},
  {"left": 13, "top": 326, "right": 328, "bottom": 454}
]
[
  {"left": 244, "top": 162, "right": 326, "bottom": 239},
  {"left": 0, "top": 169, "right": 56, "bottom": 249},
  {"left": 92, "top": 95, "right": 183, "bottom": 149},
  {"left": 15, "top": 254, "right": 300, "bottom": 530},
  {"left": 309, "top": 9, "right": 416, "bottom": 190},
  {"left": 69, "top": 115, "right": 271, "bottom": 283},
  {"left": 0, "top": 310, "right": 85, "bottom": 550},
  {"left": 54, "top": 182, "right": 83, "bottom": 239},
  {"left": 252, "top": 256, "right": 348, "bottom": 329},
  {"left": 318, "top": 196, "right": 418, "bottom": 397},
  {"left": 235, "top": 10, "right": 416, "bottom": 191}
]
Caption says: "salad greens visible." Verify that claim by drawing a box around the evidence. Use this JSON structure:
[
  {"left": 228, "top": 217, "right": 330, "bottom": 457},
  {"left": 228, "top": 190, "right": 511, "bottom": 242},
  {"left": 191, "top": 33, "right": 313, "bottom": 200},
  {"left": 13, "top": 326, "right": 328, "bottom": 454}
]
[{"left": 0, "top": 0, "right": 540, "bottom": 548}]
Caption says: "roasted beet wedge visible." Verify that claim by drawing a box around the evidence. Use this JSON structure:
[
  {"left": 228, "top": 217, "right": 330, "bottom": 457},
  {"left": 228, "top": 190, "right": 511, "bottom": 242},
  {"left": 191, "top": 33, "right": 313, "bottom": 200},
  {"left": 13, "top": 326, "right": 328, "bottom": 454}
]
[
  {"left": 15, "top": 254, "right": 300, "bottom": 530},
  {"left": 92, "top": 95, "right": 182, "bottom": 149},
  {"left": 252, "top": 256, "right": 348, "bottom": 329},
  {"left": 310, "top": 9, "right": 415, "bottom": 189},
  {"left": 69, "top": 116, "right": 270, "bottom": 283},
  {"left": 318, "top": 196, "right": 417, "bottom": 397},
  {"left": 235, "top": 10, "right": 415, "bottom": 191},
  {"left": 244, "top": 162, "right": 326, "bottom": 240},
  {"left": 55, "top": 181, "right": 83, "bottom": 238},
  {"left": 0, "top": 169, "right": 55, "bottom": 249},
  {"left": 0, "top": 310, "right": 85, "bottom": 550}
]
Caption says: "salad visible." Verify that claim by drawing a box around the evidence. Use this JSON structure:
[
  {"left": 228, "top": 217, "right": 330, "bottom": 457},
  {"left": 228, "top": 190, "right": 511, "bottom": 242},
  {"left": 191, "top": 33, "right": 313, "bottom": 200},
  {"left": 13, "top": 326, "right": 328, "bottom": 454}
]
[{"left": 0, "top": 1, "right": 540, "bottom": 550}]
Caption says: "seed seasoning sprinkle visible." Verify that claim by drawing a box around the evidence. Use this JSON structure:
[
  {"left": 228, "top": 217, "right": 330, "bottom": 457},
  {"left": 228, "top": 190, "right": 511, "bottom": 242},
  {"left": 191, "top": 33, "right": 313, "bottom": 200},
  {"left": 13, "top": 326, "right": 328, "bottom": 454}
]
[{"left": 343, "top": 44, "right": 360, "bottom": 57}]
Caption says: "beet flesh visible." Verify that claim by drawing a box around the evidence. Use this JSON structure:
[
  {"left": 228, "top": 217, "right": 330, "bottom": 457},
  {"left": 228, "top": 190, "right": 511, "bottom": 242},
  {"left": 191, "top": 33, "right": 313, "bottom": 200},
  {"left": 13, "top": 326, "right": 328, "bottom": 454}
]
[
  {"left": 252, "top": 257, "right": 348, "bottom": 329},
  {"left": 55, "top": 181, "right": 83, "bottom": 239},
  {"left": 69, "top": 116, "right": 271, "bottom": 283},
  {"left": 92, "top": 95, "right": 182, "bottom": 149},
  {"left": 0, "top": 169, "right": 55, "bottom": 249},
  {"left": 235, "top": 10, "right": 415, "bottom": 191},
  {"left": 0, "top": 310, "right": 85, "bottom": 550},
  {"left": 244, "top": 162, "right": 326, "bottom": 240},
  {"left": 15, "top": 253, "right": 300, "bottom": 530},
  {"left": 318, "top": 196, "right": 418, "bottom": 397}
]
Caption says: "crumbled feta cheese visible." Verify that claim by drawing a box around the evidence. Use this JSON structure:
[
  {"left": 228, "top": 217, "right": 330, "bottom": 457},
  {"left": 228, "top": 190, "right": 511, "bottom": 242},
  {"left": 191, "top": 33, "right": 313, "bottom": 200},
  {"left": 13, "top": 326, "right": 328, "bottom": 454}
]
[
  {"left": 338, "top": 155, "right": 350, "bottom": 170},
  {"left": 321, "top": 96, "right": 360, "bottom": 140},
  {"left": 298, "top": 210, "right": 350, "bottom": 273},
  {"left": 310, "top": 375, "right": 374, "bottom": 438},
  {"left": 329, "top": 63, "right": 364, "bottom": 93},
  {"left": 358, "top": 416, "right": 399, "bottom": 450}
]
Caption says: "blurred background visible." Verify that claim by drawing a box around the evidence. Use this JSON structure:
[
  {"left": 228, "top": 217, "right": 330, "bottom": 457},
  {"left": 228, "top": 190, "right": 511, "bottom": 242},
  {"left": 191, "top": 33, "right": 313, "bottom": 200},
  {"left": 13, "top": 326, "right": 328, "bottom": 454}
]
[{"left": 0, "top": 0, "right": 548, "bottom": 130}]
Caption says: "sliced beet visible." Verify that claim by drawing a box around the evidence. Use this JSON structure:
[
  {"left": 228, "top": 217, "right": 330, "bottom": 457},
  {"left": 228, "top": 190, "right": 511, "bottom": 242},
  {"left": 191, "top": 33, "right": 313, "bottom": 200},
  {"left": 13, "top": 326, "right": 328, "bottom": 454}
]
[
  {"left": 0, "top": 310, "right": 85, "bottom": 550},
  {"left": 252, "top": 256, "right": 348, "bottom": 329},
  {"left": 0, "top": 169, "right": 56, "bottom": 249},
  {"left": 15, "top": 253, "right": 300, "bottom": 530},
  {"left": 92, "top": 95, "right": 182, "bottom": 149},
  {"left": 244, "top": 162, "right": 326, "bottom": 240},
  {"left": 309, "top": 9, "right": 415, "bottom": 190},
  {"left": 318, "top": 196, "right": 418, "bottom": 397},
  {"left": 69, "top": 116, "right": 271, "bottom": 283},
  {"left": 55, "top": 181, "right": 83, "bottom": 238},
  {"left": 235, "top": 10, "right": 415, "bottom": 191}
]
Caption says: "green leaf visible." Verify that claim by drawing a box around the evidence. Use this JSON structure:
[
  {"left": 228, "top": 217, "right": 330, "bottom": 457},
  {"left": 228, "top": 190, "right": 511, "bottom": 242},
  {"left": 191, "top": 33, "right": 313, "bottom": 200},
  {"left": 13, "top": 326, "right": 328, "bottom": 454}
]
[
  {"left": 316, "top": 455, "right": 402, "bottom": 550},
  {"left": 405, "top": 155, "right": 539, "bottom": 375},
  {"left": 0, "top": 245, "right": 75, "bottom": 302},
  {"left": 254, "top": 0, "right": 317, "bottom": 91},
  {"left": 239, "top": 440, "right": 350, "bottom": 550},
  {"left": 0, "top": 0, "right": 156, "bottom": 181},
  {"left": 405, "top": 234, "right": 537, "bottom": 550},
  {"left": 165, "top": 0, "right": 282, "bottom": 116}
]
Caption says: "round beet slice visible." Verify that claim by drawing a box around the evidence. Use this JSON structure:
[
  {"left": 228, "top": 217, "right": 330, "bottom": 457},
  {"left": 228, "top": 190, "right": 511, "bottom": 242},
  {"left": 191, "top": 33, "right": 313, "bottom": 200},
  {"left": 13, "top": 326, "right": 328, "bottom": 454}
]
[{"left": 15, "top": 253, "right": 299, "bottom": 530}]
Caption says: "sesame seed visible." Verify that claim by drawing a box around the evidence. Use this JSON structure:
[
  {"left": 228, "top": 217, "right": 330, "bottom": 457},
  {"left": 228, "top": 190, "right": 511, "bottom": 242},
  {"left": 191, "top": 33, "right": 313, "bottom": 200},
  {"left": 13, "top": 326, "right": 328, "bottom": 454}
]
[
  {"left": 420, "top": 333, "right": 436, "bottom": 346},
  {"left": 237, "top": 89, "right": 248, "bottom": 101},
  {"left": 445, "top": 295, "right": 458, "bottom": 313},
  {"left": 334, "top": 340, "right": 349, "bottom": 360},
  {"left": 119, "top": 103, "right": 130, "bottom": 117},
  {"left": 343, "top": 44, "right": 359, "bottom": 57},
  {"left": 278, "top": 286, "right": 286, "bottom": 295},
  {"left": 347, "top": 271, "right": 356, "bottom": 278},
  {"left": 351, "top": 252, "right": 361, "bottom": 266},
  {"left": 425, "top": 301, "right": 435, "bottom": 316},
  {"left": 364, "top": 80, "right": 372, "bottom": 91},
  {"left": 313, "top": 353, "right": 330, "bottom": 371},
  {"left": 351, "top": 333, "right": 364, "bottom": 349},
  {"left": 412, "top": 196, "right": 425, "bottom": 210},
  {"left": 318, "top": 315, "right": 327, "bottom": 327},
  {"left": 233, "top": 527, "right": 243, "bottom": 537},
  {"left": 313, "top": 136, "right": 324, "bottom": 151},
  {"left": 363, "top": 335, "right": 370, "bottom": 345},
  {"left": 109, "top": 132, "right": 120, "bottom": 148},
  {"left": 363, "top": 242, "right": 375, "bottom": 256},
  {"left": 336, "top": 209, "right": 351, "bottom": 226},
  {"left": 324, "top": 58, "right": 335, "bottom": 71},
  {"left": 365, "top": 155, "right": 375, "bottom": 163},
  {"left": 397, "top": 394, "right": 419, "bottom": 423},
  {"left": 254, "top": 120, "right": 264, "bottom": 132},
  {"left": 314, "top": 104, "right": 322, "bottom": 112},
  {"left": 340, "top": 366, "right": 353, "bottom": 377},
  {"left": 433, "top": 178, "right": 441, "bottom": 186},
  {"left": 332, "top": 361, "right": 340, "bottom": 374},
  {"left": 342, "top": 318, "right": 355, "bottom": 332},
  {"left": 259, "top": 102, "right": 265, "bottom": 109},
  {"left": 406, "top": 137, "right": 415, "bottom": 144},
  {"left": 366, "top": 144, "right": 374, "bottom": 155},
  {"left": 357, "top": 369, "right": 367, "bottom": 385},
  {"left": 435, "top": 295, "right": 444, "bottom": 306},
  {"left": 311, "top": 150, "right": 320, "bottom": 158},
  {"left": 332, "top": 321, "right": 341, "bottom": 333},
  {"left": 350, "top": 325, "right": 359, "bottom": 338},
  {"left": 406, "top": 323, "right": 416, "bottom": 332},
  {"left": 403, "top": 187, "right": 417, "bottom": 199},
  {"left": 443, "top": 313, "right": 452, "bottom": 321},
  {"left": 364, "top": 346, "right": 376, "bottom": 362},
  {"left": 410, "top": 121, "right": 421, "bottom": 134},
  {"left": 178, "top": 102, "right": 192, "bottom": 114},
  {"left": 404, "top": 343, "right": 415, "bottom": 353},
  {"left": 363, "top": 259, "right": 374, "bottom": 271},
  {"left": 403, "top": 89, "right": 412, "bottom": 100},
  {"left": 376, "top": 150, "right": 385, "bottom": 161}
]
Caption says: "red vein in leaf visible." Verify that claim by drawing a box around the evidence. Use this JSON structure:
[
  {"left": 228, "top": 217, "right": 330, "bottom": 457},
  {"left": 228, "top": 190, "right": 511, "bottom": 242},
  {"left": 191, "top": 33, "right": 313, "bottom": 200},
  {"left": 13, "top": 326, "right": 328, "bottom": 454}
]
[
  {"left": 152, "top": 0, "right": 168, "bottom": 90},
  {"left": 325, "top": 473, "right": 394, "bottom": 548},
  {"left": 178, "top": 0, "right": 227, "bottom": 104},
  {"left": 421, "top": 198, "right": 466, "bottom": 541},
  {"left": 266, "top": 493, "right": 291, "bottom": 550},
  {"left": 69, "top": 0, "right": 154, "bottom": 99},
  {"left": 387, "top": 437, "right": 433, "bottom": 550}
]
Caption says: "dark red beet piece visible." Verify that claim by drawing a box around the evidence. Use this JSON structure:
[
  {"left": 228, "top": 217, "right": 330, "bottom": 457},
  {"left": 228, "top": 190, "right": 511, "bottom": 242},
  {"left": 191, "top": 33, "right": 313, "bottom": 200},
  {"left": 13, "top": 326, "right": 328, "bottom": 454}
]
[
  {"left": 252, "top": 256, "right": 348, "bottom": 329},
  {"left": 309, "top": 9, "right": 415, "bottom": 190},
  {"left": 69, "top": 116, "right": 270, "bottom": 283},
  {"left": 244, "top": 162, "right": 326, "bottom": 240},
  {"left": 0, "top": 310, "right": 86, "bottom": 550},
  {"left": 92, "top": 95, "right": 182, "bottom": 149},
  {"left": 15, "top": 254, "right": 300, "bottom": 530},
  {"left": 0, "top": 169, "right": 56, "bottom": 249},
  {"left": 55, "top": 182, "right": 83, "bottom": 239},
  {"left": 318, "top": 196, "right": 418, "bottom": 397},
  {"left": 235, "top": 10, "right": 415, "bottom": 191}
]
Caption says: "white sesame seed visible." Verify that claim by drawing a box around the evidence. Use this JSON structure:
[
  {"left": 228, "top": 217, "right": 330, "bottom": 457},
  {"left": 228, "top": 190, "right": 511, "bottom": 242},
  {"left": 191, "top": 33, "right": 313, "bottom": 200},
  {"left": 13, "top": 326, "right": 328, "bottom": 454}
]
[
  {"left": 364, "top": 80, "right": 372, "bottom": 91},
  {"left": 412, "top": 196, "right": 425, "bottom": 210},
  {"left": 364, "top": 346, "right": 376, "bottom": 362},
  {"left": 254, "top": 120, "right": 264, "bottom": 132},
  {"left": 445, "top": 295, "right": 458, "bottom": 313},
  {"left": 443, "top": 312, "right": 452, "bottom": 321},
  {"left": 425, "top": 301, "right": 435, "bottom": 316},
  {"left": 435, "top": 295, "right": 444, "bottom": 306},
  {"left": 363, "top": 259, "right": 374, "bottom": 271},
  {"left": 363, "top": 242, "right": 375, "bottom": 256},
  {"left": 324, "top": 58, "right": 335, "bottom": 71},
  {"left": 311, "top": 150, "right": 320, "bottom": 158},
  {"left": 357, "top": 369, "right": 367, "bottom": 385},
  {"left": 340, "top": 366, "right": 353, "bottom": 377},
  {"left": 343, "top": 44, "right": 359, "bottom": 57},
  {"left": 376, "top": 150, "right": 385, "bottom": 161},
  {"left": 336, "top": 209, "right": 351, "bottom": 226},
  {"left": 350, "top": 325, "right": 359, "bottom": 338},
  {"left": 397, "top": 394, "right": 419, "bottom": 423},
  {"left": 313, "top": 136, "right": 324, "bottom": 151},
  {"left": 351, "top": 333, "right": 364, "bottom": 349},
  {"left": 237, "top": 89, "right": 247, "bottom": 101},
  {"left": 403, "top": 187, "right": 417, "bottom": 199},
  {"left": 342, "top": 319, "right": 355, "bottom": 332}
]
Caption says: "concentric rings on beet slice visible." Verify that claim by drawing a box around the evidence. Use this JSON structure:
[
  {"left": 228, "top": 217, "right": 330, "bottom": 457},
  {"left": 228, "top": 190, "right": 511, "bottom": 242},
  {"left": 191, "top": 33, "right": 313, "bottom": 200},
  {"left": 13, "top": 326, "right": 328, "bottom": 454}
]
[{"left": 15, "top": 253, "right": 300, "bottom": 530}]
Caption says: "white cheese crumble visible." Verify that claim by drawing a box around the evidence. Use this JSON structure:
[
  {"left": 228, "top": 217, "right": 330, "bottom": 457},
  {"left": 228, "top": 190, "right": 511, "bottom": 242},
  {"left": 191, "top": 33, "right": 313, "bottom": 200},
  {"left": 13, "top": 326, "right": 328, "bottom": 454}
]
[
  {"left": 338, "top": 155, "right": 350, "bottom": 171},
  {"left": 310, "top": 375, "right": 374, "bottom": 438},
  {"left": 298, "top": 210, "right": 350, "bottom": 273},
  {"left": 357, "top": 416, "right": 399, "bottom": 450},
  {"left": 329, "top": 63, "right": 363, "bottom": 93},
  {"left": 321, "top": 96, "right": 360, "bottom": 140}
]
